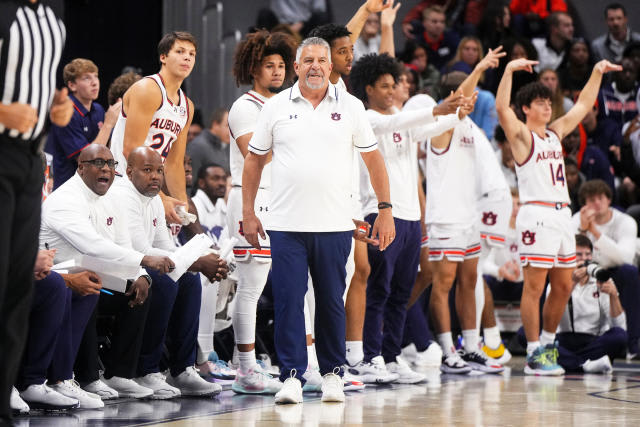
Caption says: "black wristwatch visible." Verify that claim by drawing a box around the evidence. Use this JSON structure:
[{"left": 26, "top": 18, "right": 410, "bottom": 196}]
[
  {"left": 140, "top": 274, "right": 152, "bottom": 287},
  {"left": 378, "top": 202, "right": 393, "bottom": 210}
]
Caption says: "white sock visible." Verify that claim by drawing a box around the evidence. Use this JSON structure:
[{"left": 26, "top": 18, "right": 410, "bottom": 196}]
[
  {"left": 483, "top": 326, "right": 502, "bottom": 349},
  {"left": 540, "top": 330, "right": 556, "bottom": 347},
  {"left": 346, "top": 341, "right": 364, "bottom": 366},
  {"left": 307, "top": 344, "right": 319, "bottom": 370},
  {"left": 526, "top": 341, "right": 541, "bottom": 356},
  {"left": 462, "top": 329, "right": 479, "bottom": 353},
  {"left": 437, "top": 332, "right": 456, "bottom": 356},
  {"left": 238, "top": 349, "right": 256, "bottom": 372}
]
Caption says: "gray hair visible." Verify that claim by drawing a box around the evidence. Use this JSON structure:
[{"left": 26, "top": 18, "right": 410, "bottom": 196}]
[{"left": 295, "top": 37, "right": 332, "bottom": 64}]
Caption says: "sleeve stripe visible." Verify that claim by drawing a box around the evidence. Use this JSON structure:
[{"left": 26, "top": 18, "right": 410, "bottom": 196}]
[
  {"left": 248, "top": 144, "right": 270, "bottom": 152},
  {"left": 355, "top": 142, "right": 377, "bottom": 149}
]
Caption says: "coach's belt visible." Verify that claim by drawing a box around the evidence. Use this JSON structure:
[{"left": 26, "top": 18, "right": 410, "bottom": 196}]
[{"left": 524, "top": 201, "right": 570, "bottom": 210}]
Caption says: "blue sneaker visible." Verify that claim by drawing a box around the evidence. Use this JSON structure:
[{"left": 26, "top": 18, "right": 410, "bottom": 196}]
[{"left": 524, "top": 343, "right": 565, "bottom": 376}]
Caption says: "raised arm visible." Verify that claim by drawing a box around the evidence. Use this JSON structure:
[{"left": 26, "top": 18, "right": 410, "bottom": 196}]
[
  {"left": 457, "top": 46, "right": 505, "bottom": 97},
  {"left": 495, "top": 58, "right": 537, "bottom": 163},
  {"left": 549, "top": 60, "right": 622, "bottom": 140},
  {"left": 347, "top": 0, "right": 392, "bottom": 44},
  {"left": 379, "top": 1, "right": 401, "bottom": 57}
]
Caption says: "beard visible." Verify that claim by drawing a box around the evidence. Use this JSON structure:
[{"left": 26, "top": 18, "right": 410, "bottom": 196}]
[{"left": 305, "top": 73, "right": 325, "bottom": 90}]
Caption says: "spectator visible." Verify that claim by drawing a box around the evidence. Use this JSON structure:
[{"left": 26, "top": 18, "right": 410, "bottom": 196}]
[
  {"left": 107, "top": 71, "right": 141, "bottom": 107},
  {"left": 401, "top": 0, "right": 452, "bottom": 40},
  {"left": 412, "top": 5, "right": 460, "bottom": 71},
  {"left": 539, "top": 68, "right": 574, "bottom": 121},
  {"left": 623, "top": 42, "right": 640, "bottom": 73},
  {"left": 187, "top": 109, "right": 204, "bottom": 143},
  {"left": 353, "top": 13, "right": 380, "bottom": 61},
  {"left": 572, "top": 179, "right": 640, "bottom": 355},
  {"left": 493, "top": 125, "right": 517, "bottom": 189},
  {"left": 46, "top": 59, "right": 120, "bottom": 190},
  {"left": 581, "top": 101, "right": 623, "bottom": 173},
  {"left": 509, "top": 0, "right": 567, "bottom": 38},
  {"left": 477, "top": 1, "right": 512, "bottom": 57},
  {"left": 597, "top": 56, "right": 639, "bottom": 128},
  {"left": 532, "top": 12, "right": 574, "bottom": 71},
  {"left": 401, "top": 41, "right": 440, "bottom": 96},
  {"left": 404, "top": 66, "right": 420, "bottom": 98},
  {"left": 561, "top": 125, "right": 615, "bottom": 193},
  {"left": 485, "top": 37, "right": 538, "bottom": 96},
  {"left": 592, "top": 3, "right": 640, "bottom": 63},
  {"left": 186, "top": 107, "right": 231, "bottom": 188},
  {"left": 268, "top": 0, "right": 330, "bottom": 36},
  {"left": 443, "top": 36, "right": 483, "bottom": 75},
  {"left": 564, "top": 156, "right": 585, "bottom": 213},
  {"left": 558, "top": 38, "right": 597, "bottom": 99}
]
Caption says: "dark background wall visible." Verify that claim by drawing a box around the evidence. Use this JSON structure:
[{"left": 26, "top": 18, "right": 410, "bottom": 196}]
[{"left": 58, "top": 0, "right": 639, "bottom": 118}]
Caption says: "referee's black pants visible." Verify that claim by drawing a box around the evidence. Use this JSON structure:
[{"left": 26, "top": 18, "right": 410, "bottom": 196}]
[{"left": 0, "top": 141, "right": 42, "bottom": 420}]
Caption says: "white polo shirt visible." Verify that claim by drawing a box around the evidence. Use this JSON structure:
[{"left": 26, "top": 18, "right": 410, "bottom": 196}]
[
  {"left": 192, "top": 189, "right": 228, "bottom": 248},
  {"left": 40, "top": 173, "right": 145, "bottom": 270},
  {"left": 248, "top": 82, "right": 378, "bottom": 232}
]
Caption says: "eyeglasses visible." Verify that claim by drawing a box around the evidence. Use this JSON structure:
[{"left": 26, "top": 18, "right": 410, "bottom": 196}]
[{"left": 81, "top": 159, "right": 118, "bottom": 169}]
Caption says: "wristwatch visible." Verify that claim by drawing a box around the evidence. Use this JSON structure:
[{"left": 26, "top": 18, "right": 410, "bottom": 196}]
[{"left": 140, "top": 274, "right": 152, "bottom": 287}]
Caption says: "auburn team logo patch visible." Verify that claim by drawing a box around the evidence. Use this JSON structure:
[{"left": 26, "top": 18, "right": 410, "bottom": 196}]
[
  {"left": 331, "top": 112, "right": 341, "bottom": 121},
  {"left": 522, "top": 231, "right": 536, "bottom": 245},
  {"left": 153, "top": 218, "right": 158, "bottom": 227},
  {"left": 510, "top": 243, "right": 518, "bottom": 253},
  {"left": 106, "top": 217, "right": 113, "bottom": 226},
  {"left": 238, "top": 221, "right": 244, "bottom": 236},
  {"left": 482, "top": 211, "right": 497, "bottom": 226},
  {"left": 393, "top": 132, "right": 402, "bottom": 143}
]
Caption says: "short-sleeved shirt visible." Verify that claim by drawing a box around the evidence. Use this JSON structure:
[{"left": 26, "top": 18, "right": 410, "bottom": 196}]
[
  {"left": 248, "top": 82, "right": 378, "bottom": 232},
  {"left": 46, "top": 93, "right": 105, "bottom": 189}
]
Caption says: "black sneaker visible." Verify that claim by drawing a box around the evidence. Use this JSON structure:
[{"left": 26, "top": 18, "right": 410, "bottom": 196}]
[{"left": 460, "top": 350, "right": 504, "bottom": 373}]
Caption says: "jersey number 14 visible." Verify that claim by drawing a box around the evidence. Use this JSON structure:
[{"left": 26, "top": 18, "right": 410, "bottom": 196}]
[{"left": 550, "top": 163, "right": 565, "bottom": 186}]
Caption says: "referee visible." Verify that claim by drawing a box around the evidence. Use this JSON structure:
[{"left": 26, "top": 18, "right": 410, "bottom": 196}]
[
  {"left": 0, "top": 1, "right": 72, "bottom": 422},
  {"left": 242, "top": 37, "right": 395, "bottom": 404}
]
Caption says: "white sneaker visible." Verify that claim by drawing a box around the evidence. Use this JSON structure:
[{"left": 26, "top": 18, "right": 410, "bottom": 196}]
[
  {"left": 50, "top": 380, "right": 104, "bottom": 409},
  {"left": 19, "top": 382, "right": 79, "bottom": 411},
  {"left": 167, "top": 366, "right": 222, "bottom": 397},
  {"left": 302, "top": 369, "right": 322, "bottom": 392},
  {"left": 342, "top": 369, "right": 365, "bottom": 391},
  {"left": 582, "top": 355, "right": 613, "bottom": 374},
  {"left": 232, "top": 367, "right": 283, "bottom": 395},
  {"left": 345, "top": 356, "right": 399, "bottom": 384},
  {"left": 10, "top": 387, "right": 29, "bottom": 414},
  {"left": 135, "top": 373, "right": 181, "bottom": 400},
  {"left": 414, "top": 342, "right": 443, "bottom": 368},
  {"left": 274, "top": 372, "right": 303, "bottom": 404},
  {"left": 400, "top": 343, "right": 418, "bottom": 364},
  {"left": 101, "top": 375, "right": 153, "bottom": 399},
  {"left": 82, "top": 379, "right": 119, "bottom": 400},
  {"left": 321, "top": 372, "right": 345, "bottom": 402},
  {"left": 386, "top": 357, "right": 426, "bottom": 384}
]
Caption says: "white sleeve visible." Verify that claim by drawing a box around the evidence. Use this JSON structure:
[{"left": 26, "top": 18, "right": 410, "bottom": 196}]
[
  {"left": 248, "top": 100, "right": 273, "bottom": 155},
  {"left": 42, "top": 198, "right": 144, "bottom": 268},
  {"left": 229, "top": 98, "right": 260, "bottom": 139},
  {"left": 411, "top": 112, "right": 461, "bottom": 142},
  {"left": 352, "top": 101, "right": 378, "bottom": 153},
  {"left": 366, "top": 108, "right": 436, "bottom": 135},
  {"left": 593, "top": 213, "right": 637, "bottom": 267},
  {"left": 151, "top": 199, "right": 177, "bottom": 254}
]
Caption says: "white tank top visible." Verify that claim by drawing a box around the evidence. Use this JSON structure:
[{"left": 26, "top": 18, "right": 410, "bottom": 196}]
[
  {"left": 228, "top": 91, "right": 271, "bottom": 188},
  {"left": 514, "top": 129, "right": 570, "bottom": 204},
  {"left": 111, "top": 74, "right": 189, "bottom": 176},
  {"left": 426, "top": 119, "right": 477, "bottom": 226}
]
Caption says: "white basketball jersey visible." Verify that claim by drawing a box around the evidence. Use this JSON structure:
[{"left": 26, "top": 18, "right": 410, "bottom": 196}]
[
  {"left": 471, "top": 118, "right": 509, "bottom": 196},
  {"left": 228, "top": 91, "right": 271, "bottom": 188},
  {"left": 514, "top": 129, "right": 570, "bottom": 204},
  {"left": 111, "top": 74, "right": 189, "bottom": 176},
  {"left": 426, "top": 119, "right": 477, "bottom": 226}
]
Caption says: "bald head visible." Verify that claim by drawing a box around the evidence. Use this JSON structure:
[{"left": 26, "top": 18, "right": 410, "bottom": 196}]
[
  {"left": 77, "top": 144, "right": 115, "bottom": 196},
  {"left": 126, "top": 147, "right": 165, "bottom": 197}
]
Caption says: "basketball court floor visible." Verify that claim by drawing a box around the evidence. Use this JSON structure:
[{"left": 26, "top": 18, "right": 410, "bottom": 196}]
[{"left": 12, "top": 357, "right": 640, "bottom": 426}]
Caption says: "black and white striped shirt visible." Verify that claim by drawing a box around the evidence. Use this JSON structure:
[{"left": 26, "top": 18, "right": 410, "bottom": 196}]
[{"left": 0, "top": 0, "right": 65, "bottom": 142}]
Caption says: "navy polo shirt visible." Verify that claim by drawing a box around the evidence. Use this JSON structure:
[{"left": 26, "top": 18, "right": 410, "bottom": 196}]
[{"left": 46, "top": 93, "right": 105, "bottom": 189}]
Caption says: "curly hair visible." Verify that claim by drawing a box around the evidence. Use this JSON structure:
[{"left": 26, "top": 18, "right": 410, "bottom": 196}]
[
  {"left": 515, "top": 81, "right": 552, "bottom": 114},
  {"left": 307, "top": 24, "right": 351, "bottom": 47},
  {"left": 107, "top": 72, "right": 141, "bottom": 106},
  {"left": 350, "top": 53, "right": 400, "bottom": 104},
  {"left": 232, "top": 30, "right": 297, "bottom": 87}
]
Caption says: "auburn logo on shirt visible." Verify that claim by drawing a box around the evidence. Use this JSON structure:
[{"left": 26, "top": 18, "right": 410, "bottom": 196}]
[
  {"left": 393, "top": 132, "right": 402, "bottom": 143},
  {"left": 510, "top": 243, "right": 518, "bottom": 253},
  {"left": 153, "top": 218, "right": 158, "bottom": 227},
  {"left": 482, "top": 211, "right": 497, "bottom": 225},
  {"left": 238, "top": 221, "right": 244, "bottom": 236},
  {"left": 522, "top": 230, "right": 536, "bottom": 245},
  {"left": 331, "top": 112, "right": 341, "bottom": 121},
  {"left": 106, "top": 217, "right": 113, "bottom": 226}
]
